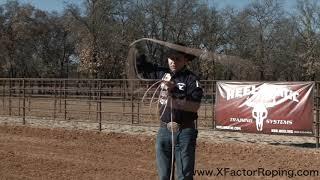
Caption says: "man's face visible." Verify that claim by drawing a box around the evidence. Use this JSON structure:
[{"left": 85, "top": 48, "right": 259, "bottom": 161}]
[{"left": 168, "top": 54, "right": 188, "bottom": 73}]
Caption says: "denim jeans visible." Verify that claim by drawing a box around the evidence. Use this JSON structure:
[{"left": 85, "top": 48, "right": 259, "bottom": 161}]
[{"left": 156, "top": 127, "right": 198, "bottom": 180}]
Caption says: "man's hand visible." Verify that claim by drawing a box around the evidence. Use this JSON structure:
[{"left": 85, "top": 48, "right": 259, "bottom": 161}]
[{"left": 162, "top": 80, "right": 175, "bottom": 91}]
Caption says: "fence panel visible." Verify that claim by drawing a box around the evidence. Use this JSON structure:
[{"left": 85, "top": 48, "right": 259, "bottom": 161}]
[
  {"left": 0, "top": 78, "right": 215, "bottom": 129},
  {"left": 0, "top": 78, "right": 318, "bottom": 147}
]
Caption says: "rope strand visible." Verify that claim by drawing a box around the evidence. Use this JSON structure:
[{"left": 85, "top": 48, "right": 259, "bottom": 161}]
[{"left": 170, "top": 97, "right": 175, "bottom": 180}]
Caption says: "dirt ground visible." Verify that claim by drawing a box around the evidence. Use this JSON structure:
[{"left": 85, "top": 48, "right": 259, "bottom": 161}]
[{"left": 1, "top": 124, "right": 320, "bottom": 180}]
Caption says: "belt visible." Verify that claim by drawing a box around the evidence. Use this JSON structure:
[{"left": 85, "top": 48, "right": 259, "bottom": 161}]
[{"left": 160, "top": 121, "right": 195, "bottom": 129}]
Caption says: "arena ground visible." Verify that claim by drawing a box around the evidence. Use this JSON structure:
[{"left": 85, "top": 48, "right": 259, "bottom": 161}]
[{"left": 1, "top": 121, "right": 320, "bottom": 179}]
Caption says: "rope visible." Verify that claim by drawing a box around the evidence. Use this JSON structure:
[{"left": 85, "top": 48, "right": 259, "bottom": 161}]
[
  {"left": 170, "top": 97, "right": 175, "bottom": 180},
  {"left": 141, "top": 80, "right": 162, "bottom": 103},
  {"left": 127, "top": 38, "right": 221, "bottom": 179},
  {"left": 148, "top": 83, "right": 162, "bottom": 118},
  {"left": 126, "top": 37, "right": 248, "bottom": 81},
  {"left": 139, "top": 80, "right": 162, "bottom": 124}
]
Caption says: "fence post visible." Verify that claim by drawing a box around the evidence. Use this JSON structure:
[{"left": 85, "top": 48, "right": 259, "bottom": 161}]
[
  {"left": 88, "top": 80, "right": 92, "bottom": 120},
  {"left": 18, "top": 80, "right": 21, "bottom": 116},
  {"left": 98, "top": 80, "right": 102, "bottom": 131},
  {"left": 53, "top": 80, "right": 57, "bottom": 119},
  {"left": 122, "top": 80, "right": 126, "bottom": 121},
  {"left": 9, "top": 80, "right": 12, "bottom": 116},
  {"left": 316, "top": 82, "right": 319, "bottom": 148},
  {"left": 316, "top": 110, "right": 319, "bottom": 148},
  {"left": 28, "top": 80, "right": 31, "bottom": 112},
  {"left": 211, "top": 81, "right": 215, "bottom": 129},
  {"left": 2, "top": 80, "right": 5, "bottom": 112},
  {"left": 137, "top": 100, "right": 140, "bottom": 124},
  {"left": 131, "top": 80, "right": 134, "bottom": 124},
  {"left": 59, "top": 80, "right": 62, "bottom": 113},
  {"left": 64, "top": 80, "right": 67, "bottom": 120},
  {"left": 23, "top": 79, "right": 26, "bottom": 125},
  {"left": 204, "top": 81, "right": 207, "bottom": 123},
  {"left": 95, "top": 80, "right": 98, "bottom": 124}
]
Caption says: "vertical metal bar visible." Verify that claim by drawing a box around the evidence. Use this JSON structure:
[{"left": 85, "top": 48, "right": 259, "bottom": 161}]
[
  {"left": 18, "top": 79, "right": 21, "bottom": 116},
  {"left": 88, "top": 80, "right": 92, "bottom": 120},
  {"left": 9, "top": 79, "right": 12, "bottom": 116},
  {"left": 204, "top": 81, "right": 207, "bottom": 123},
  {"left": 2, "top": 80, "right": 5, "bottom": 112},
  {"left": 28, "top": 80, "right": 31, "bottom": 112},
  {"left": 122, "top": 80, "right": 126, "bottom": 121},
  {"left": 64, "top": 80, "right": 67, "bottom": 120},
  {"left": 99, "top": 80, "right": 102, "bottom": 131},
  {"left": 23, "top": 79, "right": 26, "bottom": 125},
  {"left": 95, "top": 81, "right": 99, "bottom": 123},
  {"left": 212, "top": 80, "right": 215, "bottom": 129},
  {"left": 131, "top": 80, "right": 134, "bottom": 124},
  {"left": 53, "top": 80, "right": 57, "bottom": 119},
  {"left": 137, "top": 101, "right": 140, "bottom": 124},
  {"left": 316, "top": 82, "right": 319, "bottom": 148},
  {"left": 59, "top": 80, "right": 62, "bottom": 113},
  {"left": 317, "top": 110, "right": 319, "bottom": 148}
]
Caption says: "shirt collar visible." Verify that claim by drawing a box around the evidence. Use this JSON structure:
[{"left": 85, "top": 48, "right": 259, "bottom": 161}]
[{"left": 171, "top": 66, "right": 187, "bottom": 77}]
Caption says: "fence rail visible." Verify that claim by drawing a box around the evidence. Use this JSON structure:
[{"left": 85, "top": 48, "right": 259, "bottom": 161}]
[
  {"left": 0, "top": 78, "right": 319, "bottom": 147},
  {"left": 0, "top": 78, "right": 215, "bottom": 130}
]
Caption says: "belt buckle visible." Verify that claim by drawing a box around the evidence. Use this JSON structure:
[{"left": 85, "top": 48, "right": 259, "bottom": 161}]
[{"left": 167, "top": 122, "right": 180, "bottom": 133}]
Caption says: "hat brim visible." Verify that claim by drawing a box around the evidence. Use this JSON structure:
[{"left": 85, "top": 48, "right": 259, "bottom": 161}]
[{"left": 168, "top": 49, "right": 196, "bottom": 61}]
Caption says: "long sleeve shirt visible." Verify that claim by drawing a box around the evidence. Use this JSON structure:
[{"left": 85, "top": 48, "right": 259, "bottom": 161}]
[{"left": 137, "top": 60, "right": 203, "bottom": 124}]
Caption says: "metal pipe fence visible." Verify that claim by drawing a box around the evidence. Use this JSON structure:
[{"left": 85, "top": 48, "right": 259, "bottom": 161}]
[
  {"left": 0, "top": 78, "right": 319, "bottom": 147},
  {"left": 0, "top": 78, "right": 215, "bottom": 130}
]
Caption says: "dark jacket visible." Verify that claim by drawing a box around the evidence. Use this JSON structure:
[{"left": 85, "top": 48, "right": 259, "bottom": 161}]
[{"left": 138, "top": 60, "right": 203, "bottom": 124}]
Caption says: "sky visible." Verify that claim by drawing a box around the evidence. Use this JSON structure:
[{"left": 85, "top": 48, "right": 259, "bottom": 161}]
[
  {"left": 0, "top": 0, "right": 83, "bottom": 13},
  {"left": 0, "top": 0, "right": 297, "bottom": 13},
  {"left": 214, "top": 0, "right": 297, "bottom": 11}
]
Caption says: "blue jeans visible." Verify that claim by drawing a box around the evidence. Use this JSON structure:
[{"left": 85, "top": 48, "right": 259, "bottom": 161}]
[{"left": 156, "top": 127, "right": 198, "bottom": 180}]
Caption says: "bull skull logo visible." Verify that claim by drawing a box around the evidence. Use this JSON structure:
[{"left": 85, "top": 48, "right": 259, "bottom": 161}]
[
  {"left": 243, "top": 84, "right": 299, "bottom": 131},
  {"left": 251, "top": 103, "right": 268, "bottom": 131},
  {"left": 246, "top": 100, "right": 275, "bottom": 131}
]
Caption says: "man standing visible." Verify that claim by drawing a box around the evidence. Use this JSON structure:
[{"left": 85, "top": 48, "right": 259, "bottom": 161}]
[{"left": 137, "top": 44, "right": 203, "bottom": 180}]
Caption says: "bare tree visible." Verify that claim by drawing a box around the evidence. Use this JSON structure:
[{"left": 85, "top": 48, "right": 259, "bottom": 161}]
[
  {"left": 1, "top": 0, "right": 320, "bottom": 80},
  {"left": 245, "top": 0, "right": 284, "bottom": 80},
  {"left": 295, "top": 0, "right": 320, "bottom": 80}
]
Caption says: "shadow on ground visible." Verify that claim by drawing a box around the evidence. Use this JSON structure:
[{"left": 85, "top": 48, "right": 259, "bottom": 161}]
[{"left": 270, "top": 142, "right": 317, "bottom": 148}]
